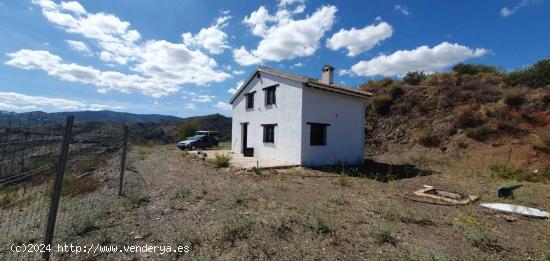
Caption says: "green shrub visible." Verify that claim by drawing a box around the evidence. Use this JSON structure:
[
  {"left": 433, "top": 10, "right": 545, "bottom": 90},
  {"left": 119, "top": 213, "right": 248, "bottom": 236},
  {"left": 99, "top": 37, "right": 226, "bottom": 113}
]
[
  {"left": 218, "top": 214, "right": 252, "bottom": 242},
  {"left": 489, "top": 163, "right": 544, "bottom": 182},
  {"left": 372, "top": 94, "right": 393, "bottom": 114},
  {"left": 207, "top": 153, "right": 231, "bottom": 168},
  {"left": 452, "top": 63, "right": 499, "bottom": 75},
  {"left": 272, "top": 216, "right": 292, "bottom": 237},
  {"left": 306, "top": 215, "right": 333, "bottom": 235},
  {"left": 504, "top": 58, "right": 550, "bottom": 87},
  {"left": 403, "top": 71, "right": 427, "bottom": 85},
  {"left": 369, "top": 223, "right": 397, "bottom": 245},
  {"left": 324, "top": 191, "right": 346, "bottom": 205}
]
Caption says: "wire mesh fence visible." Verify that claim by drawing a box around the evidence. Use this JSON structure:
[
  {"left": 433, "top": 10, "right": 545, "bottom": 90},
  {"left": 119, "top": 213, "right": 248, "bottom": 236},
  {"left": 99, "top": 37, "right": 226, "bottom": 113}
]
[{"left": 0, "top": 114, "right": 130, "bottom": 260}]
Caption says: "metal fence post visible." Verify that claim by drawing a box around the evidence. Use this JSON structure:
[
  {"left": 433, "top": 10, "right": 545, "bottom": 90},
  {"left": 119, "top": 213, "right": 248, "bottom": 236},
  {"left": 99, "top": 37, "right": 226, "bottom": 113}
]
[
  {"left": 42, "top": 116, "right": 73, "bottom": 260},
  {"left": 118, "top": 124, "right": 128, "bottom": 196}
]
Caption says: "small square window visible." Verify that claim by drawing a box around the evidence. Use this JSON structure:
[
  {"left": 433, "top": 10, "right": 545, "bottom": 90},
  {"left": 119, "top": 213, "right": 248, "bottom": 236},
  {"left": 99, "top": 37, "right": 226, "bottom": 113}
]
[
  {"left": 262, "top": 124, "right": 275, "bottom": 143},
  {"left": 309, "top": 123, "right": 328, "bottom": 146},
  {"left": 245, "top": 92, "right": 254, "bottom": 109}
]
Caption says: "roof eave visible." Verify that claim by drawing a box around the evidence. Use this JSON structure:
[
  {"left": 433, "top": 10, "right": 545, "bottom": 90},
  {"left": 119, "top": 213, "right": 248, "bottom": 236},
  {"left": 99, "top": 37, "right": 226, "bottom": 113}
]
[{"left": 306, "top": 82, "right": 372, "bottom": 99}]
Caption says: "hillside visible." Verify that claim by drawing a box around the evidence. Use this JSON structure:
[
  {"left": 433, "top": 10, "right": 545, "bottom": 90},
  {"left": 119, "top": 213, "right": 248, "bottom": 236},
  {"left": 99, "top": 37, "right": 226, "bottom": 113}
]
[
  {"left": 0, "top": 110, "right": 232, "bottom": 143},
  {"left": 0, "top": 110, "right": 181, "bottom": 124},
  {"left": 362, "top": 61, "right": 550, "bottom": 174}
]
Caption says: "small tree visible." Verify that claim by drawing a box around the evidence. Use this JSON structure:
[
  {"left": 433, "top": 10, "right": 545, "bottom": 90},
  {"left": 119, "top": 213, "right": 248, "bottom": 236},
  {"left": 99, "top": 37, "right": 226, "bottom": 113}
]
[
  {"left": 403, "top": 71, "right": 427, "bottom": 85},
  {"left": 176, "top": 120, "right": 199, "bottom": 141},
  {"left": 504, "top": 58, "right": 550, "bottom": 87}
]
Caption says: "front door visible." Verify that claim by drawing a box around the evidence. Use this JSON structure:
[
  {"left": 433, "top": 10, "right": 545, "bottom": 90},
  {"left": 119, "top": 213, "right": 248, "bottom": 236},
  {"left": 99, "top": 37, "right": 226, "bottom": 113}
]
[{"left": 242, "top": 123, "right": 248, "bottom": 153}]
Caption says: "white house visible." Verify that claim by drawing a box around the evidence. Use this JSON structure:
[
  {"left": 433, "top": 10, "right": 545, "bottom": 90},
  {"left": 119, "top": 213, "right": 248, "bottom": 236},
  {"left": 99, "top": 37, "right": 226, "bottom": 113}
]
[{"left": 229, "top": 65, "right": 371, "bottom": 166}]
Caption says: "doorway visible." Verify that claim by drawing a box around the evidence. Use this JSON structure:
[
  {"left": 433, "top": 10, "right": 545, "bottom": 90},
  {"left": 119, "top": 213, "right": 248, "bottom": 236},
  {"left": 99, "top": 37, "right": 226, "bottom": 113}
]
[{"left": 241, "top": 123, "right": 248, "bottom": 153}]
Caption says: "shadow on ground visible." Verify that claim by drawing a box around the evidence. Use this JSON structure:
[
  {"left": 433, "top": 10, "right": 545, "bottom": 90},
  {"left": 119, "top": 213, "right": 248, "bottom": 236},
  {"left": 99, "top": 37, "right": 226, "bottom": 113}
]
[{"left": 312, "top": 159, "right": 435, "bottom": 182}]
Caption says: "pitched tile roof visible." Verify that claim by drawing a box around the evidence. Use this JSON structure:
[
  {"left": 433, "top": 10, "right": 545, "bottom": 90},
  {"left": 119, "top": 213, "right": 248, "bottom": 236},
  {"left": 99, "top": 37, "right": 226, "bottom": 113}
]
[{"left": 229, "top": 66, "right": 372, "bottom": 104}]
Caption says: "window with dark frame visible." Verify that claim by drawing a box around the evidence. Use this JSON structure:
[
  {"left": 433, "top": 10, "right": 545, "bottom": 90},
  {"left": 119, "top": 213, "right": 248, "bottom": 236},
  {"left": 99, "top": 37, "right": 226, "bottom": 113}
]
[
  {"left": 264, "top": 86, "right": 276, "bottom": 105},
  {"left": 245, "top": 92, "right": 254, "bottom": 109},
  {"left": 309, "top": 123, "right": 328, "bottom": 146},
  {"left": 262, "top": 124, "right": 275, "bottom": 143}
]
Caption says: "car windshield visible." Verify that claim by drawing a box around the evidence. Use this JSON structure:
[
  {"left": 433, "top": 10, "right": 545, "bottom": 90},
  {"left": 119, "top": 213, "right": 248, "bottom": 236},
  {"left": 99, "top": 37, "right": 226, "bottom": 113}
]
[{"left": 187, "top": 135, "right": 203, "bottom": 141}]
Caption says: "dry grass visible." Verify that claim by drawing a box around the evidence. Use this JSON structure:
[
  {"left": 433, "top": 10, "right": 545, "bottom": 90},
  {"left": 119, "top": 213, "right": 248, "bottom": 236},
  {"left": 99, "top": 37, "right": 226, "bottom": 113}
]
[
  {"left": 218, "top": 213, "right": 253, "bottom": 243},
  {"left": 489, "top": 163, "right": 548, "bottom": 182},
  {"left": 380, "top": 205, "right": 432, "bottom": 225},
  {"left": 60, "top": 175, "right": 100, "bottom": 197}
]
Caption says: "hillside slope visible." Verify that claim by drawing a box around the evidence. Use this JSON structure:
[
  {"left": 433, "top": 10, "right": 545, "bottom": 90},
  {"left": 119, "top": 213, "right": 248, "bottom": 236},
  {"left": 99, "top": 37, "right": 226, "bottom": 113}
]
[
  {"left": 0, "top": 110, "right": 181, "bottom": 124},
  {"left": 363, "top": 75, "right": 550, "bottom": 172}
]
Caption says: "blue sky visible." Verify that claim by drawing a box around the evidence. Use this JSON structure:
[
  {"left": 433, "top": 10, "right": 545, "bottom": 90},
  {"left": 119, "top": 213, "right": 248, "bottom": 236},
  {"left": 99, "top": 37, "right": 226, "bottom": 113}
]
[{"left": 0, "top": 0, "right": 548, "bottom": 117}]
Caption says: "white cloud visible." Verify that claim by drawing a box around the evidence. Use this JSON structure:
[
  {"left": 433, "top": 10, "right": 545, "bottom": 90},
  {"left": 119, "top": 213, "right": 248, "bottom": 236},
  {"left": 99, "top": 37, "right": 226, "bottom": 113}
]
[
  {"left": 134, "top": 40, "right": 230, "bottom": 86},
  {"left": 60, "top": 1, "right": 85, "bottom": 15},
  {"left": 394, "top": 5, "right": 409, "bottom": 15},
  {"left": 30, "top": 0, "right": 231, "bottom": 90},
  {"left": 191, "top": 95, "right": 215, "bottom": 103},
  {"left": 182, "top": 15, "right": 231, "bottom": 54},
  {"left": 228, "top": 80, "right": 243, "bottom": 94},
  {"left": 237, "top": 4, "right": 337, "bottom": 65},
  {"left": 0, "top": 91, "right": 123, "bottom": 112},
  {"left": 66, "top": 40, "right": 91, "bottom": 54},
  {"left": 349, "top": 42, "right": 489, "bottom": 77},
  {"left": 326, "top": 21, "right": 393, "bottom": 57},
  {"left": 184, "top": 102, "right": 196, "bottom": 109},
  {"left": 6, "top": 49, "right": 178, "bottom": 98},
  {"left": 232, "top": 46, "right": 263, "bottom": 66},
  {"left": 290, "top": 62, "right": 304, "bottom": 68},
  {"left": 278, "top": 0, "right": 305, "bottom": 7},
  {"left": 214, "top": 101, "right": 231, "bottom": 110},
  {"left": 232, "top": 70, "right": 245, "bottom": 75},
  {"left": 500, "top": 0, "right": 541, "bottom": 17}
]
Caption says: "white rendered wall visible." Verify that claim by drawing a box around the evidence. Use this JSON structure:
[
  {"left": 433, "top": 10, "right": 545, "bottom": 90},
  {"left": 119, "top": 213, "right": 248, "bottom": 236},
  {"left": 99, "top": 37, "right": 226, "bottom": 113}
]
[
  {"left": 300, "top": 87, "right": 366, "bottom": 166},
  {"left": 231, "top": 73, "right": 303, "bottom": 164}
]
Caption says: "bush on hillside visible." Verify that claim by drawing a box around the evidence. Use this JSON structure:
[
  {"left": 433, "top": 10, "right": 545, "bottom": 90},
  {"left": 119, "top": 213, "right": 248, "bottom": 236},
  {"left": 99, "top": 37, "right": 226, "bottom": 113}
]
[
  {"left": 403, "top": 71, "right": 427, "bottom": 86},
  {"left": 452, "top": 63, "right": 499, "bottom": 75},
  {"left": 454, "top": 107, "right": 485, "bottom": 129},
  {"left": 503, "top": 93, "right": 526, "bottom": 108},
  {"left": 389, "top": 86, "right": 405, "bottom": 99},
  {"left": 360, "top": 78, "right": 401, "bottom": 92},
  {"left": 372, "top": 94, "right": 393, "bottom": 114},
  {"left": 421, "top": 72, "right": 461, "bottom": 87},
  {"left": 465, "top": 125, "right": 495, "bottom": 141},
  {"left": 415, "top": 129, "right": 441, "bottom": 147},
  {"left": 504, "top": 58, "right": 550, "bottom": 87}
]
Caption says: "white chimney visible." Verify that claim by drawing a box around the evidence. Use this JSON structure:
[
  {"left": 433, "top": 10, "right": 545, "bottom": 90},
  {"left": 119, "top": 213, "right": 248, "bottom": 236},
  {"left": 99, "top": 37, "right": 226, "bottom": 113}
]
[{"left": 321, "top": 65, "right": 335, "bottom": 84}]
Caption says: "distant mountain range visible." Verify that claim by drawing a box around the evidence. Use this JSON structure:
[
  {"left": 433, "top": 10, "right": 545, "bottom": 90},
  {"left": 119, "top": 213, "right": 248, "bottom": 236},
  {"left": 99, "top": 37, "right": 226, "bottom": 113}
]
[{"left": 0, "top": 110, "right": 183, "bottom": 124}]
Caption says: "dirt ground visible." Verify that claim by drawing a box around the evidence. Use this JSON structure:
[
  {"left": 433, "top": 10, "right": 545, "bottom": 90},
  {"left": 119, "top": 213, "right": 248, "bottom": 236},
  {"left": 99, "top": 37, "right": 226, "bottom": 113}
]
[{"left": 50, "top": 144, "right": 550, "bottom": 260}]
